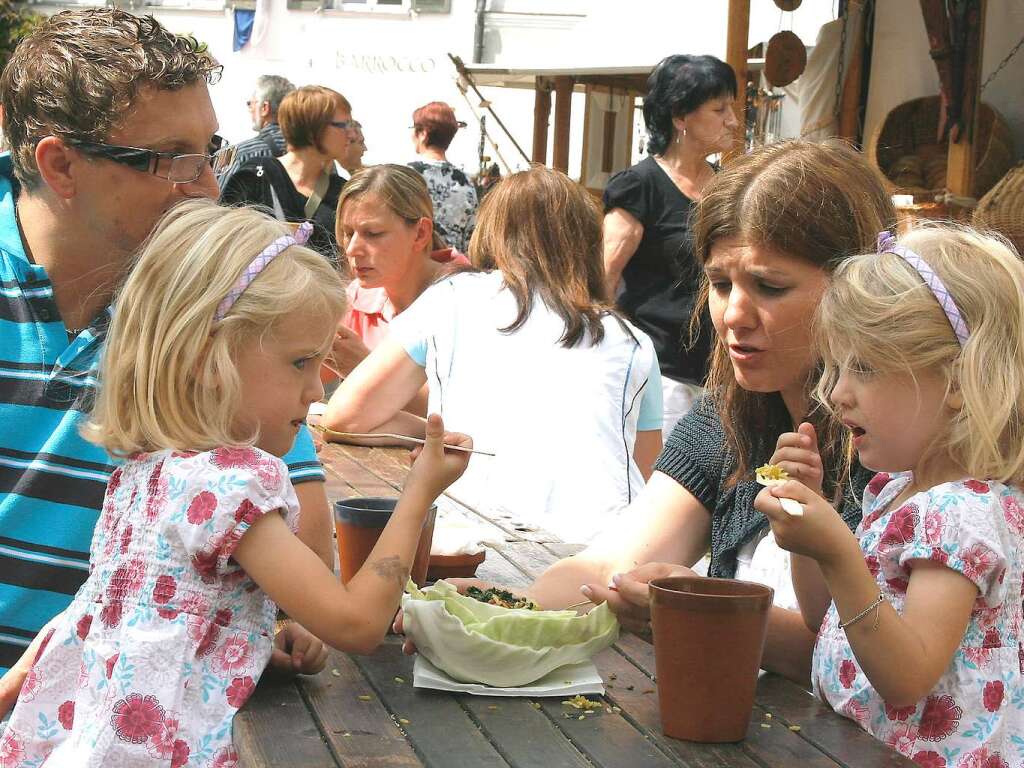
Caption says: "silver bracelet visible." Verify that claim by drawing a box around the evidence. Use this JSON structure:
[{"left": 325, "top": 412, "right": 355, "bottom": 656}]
[{"left": 838, "top": 593, "right": 885, "bottom": 631}]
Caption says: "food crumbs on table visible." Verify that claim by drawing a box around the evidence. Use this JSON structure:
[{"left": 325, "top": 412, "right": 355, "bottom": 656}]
[
  {"left": 330, "top": 669, "right": 340, "bottom": 677},
  {"left": 789, "top": 725, "right": 802, "bottom": 732},
  {"left": 562, "top": 695, "right": 603, "bottom": 711},
  {"left": 357, "top": 695, "right": 372, "bottom": 701},
  {"left": 394, "top": 676, "right": 405, "bottom": 683}
]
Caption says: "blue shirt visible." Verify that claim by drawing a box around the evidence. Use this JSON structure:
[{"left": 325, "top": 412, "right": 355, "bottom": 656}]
[{"left": 0, "top": 153, "right": 323, "bottom": 672}]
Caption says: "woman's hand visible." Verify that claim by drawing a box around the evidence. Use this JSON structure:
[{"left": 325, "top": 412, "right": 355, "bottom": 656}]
[
  {"left": 406, "top": 414, "right": 471, "bottom": 499},
  {"left": 582, "top": 562, "right": 698, "bottom": 639},
  {"left": 331, "top": 324, "right": 371, "bottom": 376},
  {"left": 769, "top": 422, "right": 824, "bottom": 496},
  {"left": 268, "top": 621, "right": 329, "bottom": 677},
  {"left": 754, "top": 480, "right": 855, "bottom": 567}
]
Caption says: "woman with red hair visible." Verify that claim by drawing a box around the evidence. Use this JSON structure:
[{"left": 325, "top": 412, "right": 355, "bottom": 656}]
[{"left": 408, "top": 101, "right": 478, "bottom": 253}]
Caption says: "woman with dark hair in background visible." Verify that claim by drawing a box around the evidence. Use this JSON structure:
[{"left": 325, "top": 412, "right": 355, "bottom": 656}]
[
  {"left": 221, "top": 85, "right": 354, "bottom": 260},
  {"left": 408, "top": 101, "right": 478, "bottom": 254},
  {"left": 603, "top": 54, "right": 738, "bottom": 440}
]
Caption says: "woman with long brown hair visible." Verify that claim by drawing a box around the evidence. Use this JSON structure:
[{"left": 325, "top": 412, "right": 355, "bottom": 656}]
[
  {"left": 469, "top": 140, "right": 896, "bottom": 684},
  {"left": 323, "top": 165, "right": 663, "bottom": 544}
]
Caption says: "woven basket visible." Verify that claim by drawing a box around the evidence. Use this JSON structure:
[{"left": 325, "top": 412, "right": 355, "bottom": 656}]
[
  {"left": 972, "top": 162, "right": 1024, "bottom": 255},
  {"left": 866, "top": 96, "right": 1015, "bottom": 201}
]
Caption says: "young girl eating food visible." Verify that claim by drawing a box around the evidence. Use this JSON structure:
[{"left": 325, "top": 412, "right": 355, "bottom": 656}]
[
  {"left": 755, "top": 225, "right": 1024, "bottom": 766},
  {"left": 0, "top": 200, "right": 469, "bottom": 766}
]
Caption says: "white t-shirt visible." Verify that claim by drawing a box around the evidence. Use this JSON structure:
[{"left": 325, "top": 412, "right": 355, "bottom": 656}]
[{"left": 390, "top": 270, "right": 662, "bottom": 544}]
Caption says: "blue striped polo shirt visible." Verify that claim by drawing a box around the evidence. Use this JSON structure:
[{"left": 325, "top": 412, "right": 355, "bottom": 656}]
[{"left": 0, "top": 153, "right": 324, "bottom": 672}]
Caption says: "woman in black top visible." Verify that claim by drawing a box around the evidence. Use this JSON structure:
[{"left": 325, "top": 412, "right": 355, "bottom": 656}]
[
  {"left": 220, "top": 85, "right": 352, "bottom": 261},
  {"left": 603, "top": 55, "right": 738, "bottom": 439},
  {"left": 515, "top": 141, "right": 896, "bottom": 685}
]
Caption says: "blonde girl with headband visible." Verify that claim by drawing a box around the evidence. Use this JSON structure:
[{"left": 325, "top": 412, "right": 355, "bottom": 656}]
[
  {"left": 754, "top": 224, "right": 1024, "bottom": 764},
  {"left": 0, "top": 200, "right": 470, "bottom": 766}
]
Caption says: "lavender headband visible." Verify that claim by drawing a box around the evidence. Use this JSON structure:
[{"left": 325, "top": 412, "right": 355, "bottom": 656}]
[
  {"left": 215, "top": 222, "right": 313, "bottom": 322},
  {"left": 876, "top": 231, "right": 970, "bottom": 347}
]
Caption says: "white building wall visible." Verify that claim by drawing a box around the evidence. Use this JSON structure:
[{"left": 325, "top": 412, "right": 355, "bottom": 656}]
[{"left": 23, "top": 1, "right": 842, "bottom": 179}]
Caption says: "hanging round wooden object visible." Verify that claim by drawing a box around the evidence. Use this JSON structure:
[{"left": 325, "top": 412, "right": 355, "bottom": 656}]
[
  {"left": 773, "top": 0, "right": 802, "bottom": 10},
  {"left": 764, "top": 30, "right": 807, "bottom": 87}
]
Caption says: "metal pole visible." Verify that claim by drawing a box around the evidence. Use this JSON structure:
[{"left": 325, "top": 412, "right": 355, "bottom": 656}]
[{"left": 448, "top": 53, "right": 530, "bottom": 163}]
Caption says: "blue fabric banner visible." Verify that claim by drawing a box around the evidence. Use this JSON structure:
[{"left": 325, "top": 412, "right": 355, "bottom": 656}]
[{"left": 233, "top": 8, "right": 256, "bottom": 52}]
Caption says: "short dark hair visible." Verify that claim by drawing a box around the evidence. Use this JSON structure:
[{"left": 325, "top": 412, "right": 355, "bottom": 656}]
[
  {"left": 253, "top": 74, "right": 295, "bottom": 119},
  {"left": 412, "top": 101, "right": 461, "bottom": 151},
  {"left": 642, "top": 54, "right": 737, "bottom": 155},
  {"left": 0, "top": 8, "right": 221, "bottom": 189}
]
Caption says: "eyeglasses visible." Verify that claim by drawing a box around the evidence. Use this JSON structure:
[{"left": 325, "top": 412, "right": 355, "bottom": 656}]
[{"left": 66, "top": 138, "right": 224, "bottom": 184}]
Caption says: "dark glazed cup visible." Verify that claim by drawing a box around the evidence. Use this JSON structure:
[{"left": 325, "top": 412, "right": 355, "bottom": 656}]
[
  {"left": 334, "top": 497, "right": 436, "bottom": 587},
  {"left": 649, "top": 576, "right": 774, "bottom": 743}
]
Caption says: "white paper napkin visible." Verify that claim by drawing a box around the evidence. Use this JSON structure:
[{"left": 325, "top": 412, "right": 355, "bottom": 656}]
[{"left": 412, "top": 655, "right": 605, "bottom": 697}]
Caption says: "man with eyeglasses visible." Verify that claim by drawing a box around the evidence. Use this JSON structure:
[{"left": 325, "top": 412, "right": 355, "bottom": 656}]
[
  {"left": 215, "top": 74, "right": 295, "bottom": 190},
  {"left": 0, "top": 9, "right": 333, "bottom": 707}
]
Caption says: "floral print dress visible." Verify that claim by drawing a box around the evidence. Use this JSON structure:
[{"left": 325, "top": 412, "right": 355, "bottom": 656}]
[
  {"left": 813, "top": 473, "right": 1024, "bottom": 768},
  {"left": 408, "top": 159, "right": 478, "bottom": 254},
  {"left": 0, "top": 447, "right": 299, "bottom": 768}
]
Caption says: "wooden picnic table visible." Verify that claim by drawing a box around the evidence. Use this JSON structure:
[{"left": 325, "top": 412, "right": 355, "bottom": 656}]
[{"left": 236, "top": 442, "right": 914, "bottom": 768}]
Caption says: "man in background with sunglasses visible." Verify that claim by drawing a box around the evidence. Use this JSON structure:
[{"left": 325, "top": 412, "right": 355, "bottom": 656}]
[
  {"left": 215, "top": 74, "right": 295, "bottom": 189},
  {"left": 0, "top": 9, "right": 333, "bottom": 706}
]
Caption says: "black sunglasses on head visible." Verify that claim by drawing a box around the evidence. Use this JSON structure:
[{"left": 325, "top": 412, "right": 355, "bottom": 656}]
[{"left": 65, "top": 136, "right": 226, "bottom": 183}]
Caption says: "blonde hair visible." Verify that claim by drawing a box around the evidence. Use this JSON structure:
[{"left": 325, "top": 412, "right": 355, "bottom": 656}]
[
  {"left": 337, "top": 164, "right": 445, "bottom": 251},
  {"left": 85, "top": 199, "right": 347, "bottom": 455},
  {"left": 815, "top": 223, "right": 1024, "bottom": 485}
]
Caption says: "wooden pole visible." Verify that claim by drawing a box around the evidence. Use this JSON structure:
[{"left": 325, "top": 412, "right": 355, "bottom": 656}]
[
  {"left": 724, "top": 0, "right": 750, "bottom": 163},
  {"left": 552, "top": 75, "right": 574, "bottom": 173},
  {"left": 946, "top": 0, "right": 986, "bottom": 208},
  {"left": 838, "top": 0, "right": 866, "bottom": 142},
  {"left": 532, "top": 77, "right": 552, "bottom": 165}
]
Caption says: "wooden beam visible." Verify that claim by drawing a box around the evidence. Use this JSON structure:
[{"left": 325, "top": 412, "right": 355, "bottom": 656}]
[
  {"left": 946, "top": 0, "right": 986, "bottom": 206},
  {"left": 532, "top": 77, "right": 552, "bottom": 165},
  {"left": 838, "top": 0, "right": 866, "bottom": 142},
  {"left": 724, "top": 0, "right": 750, "bottom": 163},
  {"left": 552, "top": 75, "right": 574, "bottom": 173}
]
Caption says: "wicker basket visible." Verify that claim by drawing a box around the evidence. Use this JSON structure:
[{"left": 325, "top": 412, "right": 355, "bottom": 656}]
[
  {"left": 972, "top": 162, "right": 1024, "bottom": 255},
  {"left": 866, "top": 96, "right": 1015, "bottom": 202}
]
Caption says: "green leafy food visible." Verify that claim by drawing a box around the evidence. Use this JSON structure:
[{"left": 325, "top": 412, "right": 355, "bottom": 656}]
[
  {"left": 403, "top": 580, "right": 619, "bottom": 687},
  {"left": 465, "top": 586, "right": 539, "bottom": 610}
]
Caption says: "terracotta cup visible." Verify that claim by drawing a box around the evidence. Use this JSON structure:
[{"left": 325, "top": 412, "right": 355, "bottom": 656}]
[
  {"left": 649, "top": 576, "right": 774, "bottom": 743},
  {"left": 334, "top": 497, "right": 436, "bottom": 587}
]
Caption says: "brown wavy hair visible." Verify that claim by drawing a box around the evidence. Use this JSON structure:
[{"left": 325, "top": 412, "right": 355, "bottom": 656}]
[
  {"left": 692, "top": 140, "right": 895, "bottom": 494},
  {"left": 0, "top": 8, "right": 221, "bottom": 189},
  {"left": 469, "top": 165, "right": 616, "bottom": 348}
]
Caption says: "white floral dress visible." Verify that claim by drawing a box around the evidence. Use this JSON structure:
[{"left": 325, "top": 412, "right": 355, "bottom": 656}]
[
  {"left": 0, "top": 447, "right": 299, "bottom": 768},
  {"left": 813, "top": 473, "right": 1024, "bottom": 768}
]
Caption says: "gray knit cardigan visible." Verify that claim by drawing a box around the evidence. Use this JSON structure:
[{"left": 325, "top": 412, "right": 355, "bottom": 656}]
[{"left": 653, "top": 396, "right": 871, "bottom": 579}]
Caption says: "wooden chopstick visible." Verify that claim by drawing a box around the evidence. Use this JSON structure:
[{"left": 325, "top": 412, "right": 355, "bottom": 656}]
[{"left": 313, "top": 423, "right": 496, "bottom": 457}]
